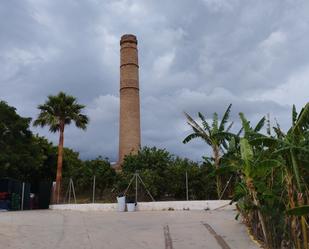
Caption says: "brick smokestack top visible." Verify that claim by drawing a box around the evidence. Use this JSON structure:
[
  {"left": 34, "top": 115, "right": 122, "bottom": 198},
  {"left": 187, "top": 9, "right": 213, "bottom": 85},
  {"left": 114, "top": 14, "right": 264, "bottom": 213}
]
[{"left": 118, "top": 34, "right": 141, "bottom": 167}]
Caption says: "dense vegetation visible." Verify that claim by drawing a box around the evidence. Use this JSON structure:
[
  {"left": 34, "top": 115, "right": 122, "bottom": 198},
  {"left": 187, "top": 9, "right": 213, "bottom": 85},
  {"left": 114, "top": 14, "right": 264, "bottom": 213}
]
[
  {"left": 0, "top": 100, "right": 55, "bottom": 182},
  {"left": 118, "top": 146, "right": 222, "bottom": 200},
  {"left": 184, "top": 103, "right": 309, "bottom": 249}
]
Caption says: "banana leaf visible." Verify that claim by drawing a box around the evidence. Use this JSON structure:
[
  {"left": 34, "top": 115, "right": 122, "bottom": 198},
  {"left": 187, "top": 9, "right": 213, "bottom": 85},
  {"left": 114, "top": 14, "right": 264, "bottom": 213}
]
[{"left": 287, "top": 205, "right": 309, "bottom": 216}]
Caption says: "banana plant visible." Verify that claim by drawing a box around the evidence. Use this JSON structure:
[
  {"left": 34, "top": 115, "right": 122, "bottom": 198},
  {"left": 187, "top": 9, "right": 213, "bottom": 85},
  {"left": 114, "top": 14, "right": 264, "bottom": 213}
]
[
  {"left": 221, "top": 113, "right": 272, "bottom": 246},
  {"left": 236, "top": 113, "right": 289, "bottom": 247},
  {"left": 239, "top": 137, "right": 279, "bottom": 247},
  {"left": 251, "top": 103, "right": 309, "bottom": 249},
  {"left": 183, "top": 104, "right": 235, "bottom": 198},
  {"left": 283, "top": 104, "right": 309, "bottom": 249}
]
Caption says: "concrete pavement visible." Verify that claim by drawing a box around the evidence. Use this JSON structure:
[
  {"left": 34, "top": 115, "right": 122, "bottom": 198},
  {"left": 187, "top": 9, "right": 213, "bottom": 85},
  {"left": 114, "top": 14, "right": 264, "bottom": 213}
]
[{"left": 0, "top": 210, "right": 260, "bottom": 249}]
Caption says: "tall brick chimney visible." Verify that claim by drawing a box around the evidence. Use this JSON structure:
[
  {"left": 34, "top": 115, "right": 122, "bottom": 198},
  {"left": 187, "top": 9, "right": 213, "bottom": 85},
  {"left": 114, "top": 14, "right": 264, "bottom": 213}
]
[{"left": 118, "top": 34, "right": 141, "bottom": 167}]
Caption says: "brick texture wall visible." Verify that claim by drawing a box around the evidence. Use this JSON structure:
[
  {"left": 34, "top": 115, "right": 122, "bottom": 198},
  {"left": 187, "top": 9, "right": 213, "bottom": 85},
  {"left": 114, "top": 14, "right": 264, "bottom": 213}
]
[{"left": 118, "top": 34, "right": 141, "bottom": 167}]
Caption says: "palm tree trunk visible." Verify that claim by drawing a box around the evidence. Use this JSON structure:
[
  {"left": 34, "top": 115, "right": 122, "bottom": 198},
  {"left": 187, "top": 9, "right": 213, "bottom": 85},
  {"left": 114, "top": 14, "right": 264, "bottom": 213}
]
[{"left": 55, "top": 124, "right": 65, "bottom": 204}]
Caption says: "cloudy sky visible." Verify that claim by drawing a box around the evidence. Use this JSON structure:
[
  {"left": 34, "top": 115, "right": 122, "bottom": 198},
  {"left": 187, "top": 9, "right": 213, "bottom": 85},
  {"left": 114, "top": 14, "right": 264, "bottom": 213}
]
[{"left": 1, "top": 0, "right": 309, "bottom": 162}]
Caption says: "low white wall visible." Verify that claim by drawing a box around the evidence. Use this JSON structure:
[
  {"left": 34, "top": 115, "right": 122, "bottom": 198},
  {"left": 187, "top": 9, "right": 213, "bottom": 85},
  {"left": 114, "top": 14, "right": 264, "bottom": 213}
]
[
  {"left": 50, "top": 203, "right": 117, "bottom": 211},
  {"left": 49, "top": 200, "right": 234, "bottom": 212}
]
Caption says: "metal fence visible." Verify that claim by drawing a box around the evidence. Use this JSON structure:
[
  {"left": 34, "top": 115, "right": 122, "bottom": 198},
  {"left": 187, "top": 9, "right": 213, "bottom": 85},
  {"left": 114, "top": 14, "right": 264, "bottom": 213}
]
[{"left": 56, "top": 172, "right": 235, "bottom": 204}]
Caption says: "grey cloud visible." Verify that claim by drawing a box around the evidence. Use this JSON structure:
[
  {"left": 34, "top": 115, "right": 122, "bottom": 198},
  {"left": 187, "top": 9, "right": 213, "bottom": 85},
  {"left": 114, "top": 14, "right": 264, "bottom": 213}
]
[
  {"left": 140, "top": 87, "right": 289, "bottom": 160},
  {"left": 1, "top": 0, "right": 308, "bottom": 161}
]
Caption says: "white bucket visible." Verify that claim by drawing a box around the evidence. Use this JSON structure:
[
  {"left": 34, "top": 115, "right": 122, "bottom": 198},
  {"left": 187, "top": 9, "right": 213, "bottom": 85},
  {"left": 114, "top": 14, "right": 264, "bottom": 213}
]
[
  {"left": 127, "top": 203, "right": 136, "bottom": 212},
  {"left": 117, "top": 196, "right": 126, "bottom": 212}
]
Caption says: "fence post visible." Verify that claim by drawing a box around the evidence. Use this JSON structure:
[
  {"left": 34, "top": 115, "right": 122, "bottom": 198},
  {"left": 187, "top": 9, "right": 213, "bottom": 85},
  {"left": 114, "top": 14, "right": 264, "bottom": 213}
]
[
  {"left": 135, "top": 173, "right": 138, "bottom": 203},
  {"left": 68, "top": 178, "right": 72, "bottom": 204},
  {"left": 21, "top": 182, "right": 25, "bottom": 210},
  {"left": 186, "top": 171, "right": 189, "bottom": 201},
  {"left": 71, "top": 179, "right": 77, "bottom": 204},
  {"left": 92, "top": 175, "right": 96, "bottom": 203}
]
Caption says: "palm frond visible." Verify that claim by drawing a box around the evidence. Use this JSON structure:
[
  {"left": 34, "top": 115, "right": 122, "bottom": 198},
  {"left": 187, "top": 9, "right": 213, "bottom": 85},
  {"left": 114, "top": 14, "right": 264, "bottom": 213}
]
[
  {"left": 183, "top": 112, "right": 213, "bottom": 145},
  {"left": 183, "top": 133, "right": 202, "bottom": 144},
  {"left": 254, "top": 116, "right": 265, "bottom": 132},
  {"left": 239, "top": 112, "right": 251, "bottom": 134},
  {"left": 292, "top": 104, "right": 298, "bottom": 126},
  {"left": 272, "top": 146, "right": 291, "bottom": 155},
  {"left": 237, "top": 127, "right": 243, "bottom": 137},
  {"left": 240, "top": 138, "right": 253, "bottom": 176},
  {"left": 293, "top": 103, "right": 309, "bottom": 134},
  {"left": 273, "top": 119, "right": 285, "bottom": 139},
  {"left": 215, "top": 131, "right": 237, "bottom": 140},
  {"left": 266, "top": 113, "right": 271, "bottom": 135},
  {"left": 226, "top": 121, "right": 234, "bottom": 132},
  {"left": 250, "top": 137, "right": 279, "bottom": 148},
  {"left": 198, "top": 112, "right": 211, "bottom": 133},
  {"left": 74, "top": 114, "right": 89, "bottom": 130},
  {"left": 33, "top": 92, "right": 88, "bottom": 133},
  {"left": 221, "top": 140, "right": 229, "bottom": 151},
  {"left": 219, "top": 104, "right": 232, "bottom": 132},
  {"left": 184, "top": 112, "right": 205, "bottom": 135},
  {"left": 212, "top": 112, "right": 218, "bottom": 133}
]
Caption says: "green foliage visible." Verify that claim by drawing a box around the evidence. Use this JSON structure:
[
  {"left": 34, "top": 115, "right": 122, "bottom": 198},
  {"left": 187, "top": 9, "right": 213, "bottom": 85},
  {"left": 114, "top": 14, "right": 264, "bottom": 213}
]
[
  {"left": 64, "top": 156, "right": 117, "bottom": 200},
  {"left": 287, "top": 206, "right": 309, "bottom": 216},
  {"left": 120, "top": 147, "right": 218, "bottom": 200},
  {"left": 240, "top": 138, "right": 253, "bottom": 177},
  {"left": 61, "top": 148, "right": 84, "bottom": 178},
  {"left": 166, "top": 157, "right": 211, "bottom": 200},
  {"left": 86, "top": 157, "right": 116, "bottom": 194},
  {"left": 121, "top": 147, "right": 173, "bottom": 199},
  {"left": 122, "top": 147, "right": 171, "bottom": 173},
  {"left": 0, "top": 101, "right": 50, "bottom": 182}
]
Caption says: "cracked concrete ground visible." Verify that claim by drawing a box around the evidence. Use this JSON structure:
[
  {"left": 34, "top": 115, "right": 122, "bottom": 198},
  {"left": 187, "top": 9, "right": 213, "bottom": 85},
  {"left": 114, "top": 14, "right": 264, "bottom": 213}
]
[{"left": 0, "top": 210, "right": 260, "bottom": 249}]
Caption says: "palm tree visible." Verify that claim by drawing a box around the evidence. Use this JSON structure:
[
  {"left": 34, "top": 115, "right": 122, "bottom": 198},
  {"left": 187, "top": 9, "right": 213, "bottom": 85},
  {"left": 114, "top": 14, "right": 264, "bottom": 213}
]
[
  {"left": 183, "top": 104, "right": 234, "bottom": 198},
  {"left": 34, "top": 92, "right": 89, "bottom": 203}
]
